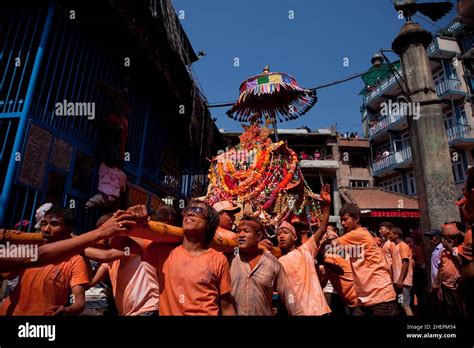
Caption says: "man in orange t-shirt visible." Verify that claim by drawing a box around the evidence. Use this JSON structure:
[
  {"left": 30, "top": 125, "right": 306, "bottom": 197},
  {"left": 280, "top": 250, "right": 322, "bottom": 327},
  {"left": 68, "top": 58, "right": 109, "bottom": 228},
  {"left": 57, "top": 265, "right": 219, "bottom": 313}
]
[
  {"left": 434, "top": 225, "right": 463, "bottom": 316},
  {"left": 321, "top": 230, "right": 358, "bottom": 312},
  {"left": 333, "top": 204, "right": 397, "bottom": 316},
  {"left": 387, "top": 227, "right": 414, "bottom": 316},
  {"left": 0, "top": 208, "right": 89, "bottom": 316},
  {"left": 277, "top": 184, "right": 332, "bottom": 316},
  {"left": 379, "top": 222, "right": 395, "bottom": 280},
  {"left": 157, "top": 200, "right": 236, "bottom": 316}
]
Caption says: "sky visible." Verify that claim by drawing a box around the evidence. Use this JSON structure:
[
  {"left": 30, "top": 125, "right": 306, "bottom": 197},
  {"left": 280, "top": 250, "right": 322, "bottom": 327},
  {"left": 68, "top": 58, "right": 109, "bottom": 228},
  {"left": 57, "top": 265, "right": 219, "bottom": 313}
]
[{"left": 172, "top": 0, "right": 457, "bottom": 134}]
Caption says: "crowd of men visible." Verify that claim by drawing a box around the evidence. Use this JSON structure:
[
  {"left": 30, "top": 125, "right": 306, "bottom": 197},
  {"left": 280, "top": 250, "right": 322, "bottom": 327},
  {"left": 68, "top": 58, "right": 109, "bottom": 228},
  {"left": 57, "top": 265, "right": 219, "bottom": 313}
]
[{"left": 0, "top": 182, "right": 472, "bottom": 317}]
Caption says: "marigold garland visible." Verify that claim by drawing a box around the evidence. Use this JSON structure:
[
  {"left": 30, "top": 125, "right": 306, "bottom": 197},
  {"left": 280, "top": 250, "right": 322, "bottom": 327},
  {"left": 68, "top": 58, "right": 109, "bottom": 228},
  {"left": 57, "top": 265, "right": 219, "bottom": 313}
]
[{"left": 205, "top": 123, "right": 322, "bottom": 227}]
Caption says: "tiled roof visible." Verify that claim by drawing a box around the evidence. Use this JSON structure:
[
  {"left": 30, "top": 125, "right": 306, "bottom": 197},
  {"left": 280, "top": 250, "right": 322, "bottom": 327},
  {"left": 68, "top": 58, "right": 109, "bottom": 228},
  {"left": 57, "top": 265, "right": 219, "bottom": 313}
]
[{"left": 339, "top": 186, "right": 419, "bottom": 210}]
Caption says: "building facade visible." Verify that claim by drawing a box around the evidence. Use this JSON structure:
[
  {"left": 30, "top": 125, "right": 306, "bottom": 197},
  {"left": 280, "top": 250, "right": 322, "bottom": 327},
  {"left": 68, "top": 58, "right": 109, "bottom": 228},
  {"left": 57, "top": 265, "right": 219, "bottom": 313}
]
[{"left": 361, "top": 15, "right": 474, "bottom": 199}]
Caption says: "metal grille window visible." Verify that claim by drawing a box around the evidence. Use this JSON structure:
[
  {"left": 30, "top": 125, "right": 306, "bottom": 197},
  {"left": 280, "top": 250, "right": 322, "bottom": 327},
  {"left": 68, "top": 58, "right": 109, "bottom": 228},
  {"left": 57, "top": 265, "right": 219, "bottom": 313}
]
[
  {"left": 451, "top": 152, "right": 465, "bottom": 183},
  {"left": 380, "top": 176, "right": 403, "bottom": 193}
]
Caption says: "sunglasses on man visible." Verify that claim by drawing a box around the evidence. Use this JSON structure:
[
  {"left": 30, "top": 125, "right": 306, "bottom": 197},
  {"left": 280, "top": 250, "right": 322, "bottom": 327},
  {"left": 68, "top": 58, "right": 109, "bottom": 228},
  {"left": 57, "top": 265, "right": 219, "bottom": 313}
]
[{"left": 182, "top": 206, "right": 209, "bottom": 220}]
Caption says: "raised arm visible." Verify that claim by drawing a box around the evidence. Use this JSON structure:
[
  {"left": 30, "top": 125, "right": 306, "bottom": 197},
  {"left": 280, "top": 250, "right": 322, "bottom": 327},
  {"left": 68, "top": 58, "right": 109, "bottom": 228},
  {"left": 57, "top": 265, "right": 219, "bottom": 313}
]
[
  {"left": 310, "top": 183, "right": 332, "bottom": 247},
  {"left": 0, "top": 213, "right": 137, "bottom": 272}
]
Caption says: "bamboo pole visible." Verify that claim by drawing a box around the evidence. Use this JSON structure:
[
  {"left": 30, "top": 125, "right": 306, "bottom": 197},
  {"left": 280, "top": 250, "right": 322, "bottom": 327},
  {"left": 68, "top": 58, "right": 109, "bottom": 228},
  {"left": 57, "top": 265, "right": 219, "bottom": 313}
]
[
  {"left": 130, "top": 222, "right": 281, "bottom": 257},
  {"left": 0, "top": 230, "right": 43, "bottom": 244}
]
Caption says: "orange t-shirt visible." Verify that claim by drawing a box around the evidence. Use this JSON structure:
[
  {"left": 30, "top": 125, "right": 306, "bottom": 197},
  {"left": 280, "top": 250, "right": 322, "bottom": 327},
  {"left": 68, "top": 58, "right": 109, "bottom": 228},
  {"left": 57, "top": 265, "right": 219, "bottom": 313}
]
[
  {"left": 382, "top": 240, "right": 395, "bottom": 279},
  {"left": 391, "top": 241, "right": 414, "bottom": 287},
  {"left": 103, "top": 239, "right": 160, "bottom": 315},
  {"left": 0, "top": 255, "right": 89, "bottom": 315},
  {"left": 158, "top": 245, "right": 232, "bottom": 316},
  {"left": 439, "top": 249, "right": 462, "bottom": 289},
  {"left": 279, "top": 239, "right": 331, "bottom": 315},
  {"left": 323, "top": 240, "right": 359, "bottom": 307},
  {"left": 337, "top": 227, "right": 396, "bottom": 306}
]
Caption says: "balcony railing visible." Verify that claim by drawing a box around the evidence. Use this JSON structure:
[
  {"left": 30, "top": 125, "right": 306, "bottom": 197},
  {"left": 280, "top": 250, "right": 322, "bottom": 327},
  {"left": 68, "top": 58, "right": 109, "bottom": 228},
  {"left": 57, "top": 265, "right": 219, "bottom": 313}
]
[
  {"left": 365, "top": 72, "right": 401, "bottom": 105},
  {"left": 435, "top": 79, "right": 465, "bottom": 97},
  {"left": 446, "top": 124, "right": 474, "bottom": 142},
  {"left": 372, "top": 147, "right": 412, "bottom": 174},
  {"left": 369, "top": 112, "right": 406, "bottom": 137}
]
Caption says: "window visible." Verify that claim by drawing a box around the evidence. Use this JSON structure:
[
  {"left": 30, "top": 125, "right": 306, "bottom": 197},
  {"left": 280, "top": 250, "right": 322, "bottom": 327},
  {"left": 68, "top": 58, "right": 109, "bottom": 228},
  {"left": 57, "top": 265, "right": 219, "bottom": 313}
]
[
  {"left": 380, "top": 176, "right": 404, "bottom": 194},
  {"left": 444, "top": 111, "right": 455, "bottom": 130},
  {"left": 349, "top": 154, "right": 369, "bottom": 168},
  {"left": 433, "top": 69, "right": 445, "bottom": 86},
  {"left": 350, "top": 180, "right": 369, "bottom": 188},
  {"left": 449, "top": 59, "right": 459, "bottom": 80},
  {"left": 407, "top": 171, "right": 416, "bottom": 195},
  {"left": 401, "top": 132, "right": 410, "bottom": 150},
  {"left": 455, "top": 104, "right": 467, "bottom": 125},
  {"left": 451, "top": 151, "right": 465, "bottom": 183}
]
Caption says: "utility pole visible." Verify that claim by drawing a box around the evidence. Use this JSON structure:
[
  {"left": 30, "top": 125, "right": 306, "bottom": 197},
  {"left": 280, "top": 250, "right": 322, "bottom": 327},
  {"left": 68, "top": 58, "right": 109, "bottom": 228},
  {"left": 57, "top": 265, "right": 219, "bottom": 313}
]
[{"left": 392, "top": 21, "right": 459, "bottom": 286}]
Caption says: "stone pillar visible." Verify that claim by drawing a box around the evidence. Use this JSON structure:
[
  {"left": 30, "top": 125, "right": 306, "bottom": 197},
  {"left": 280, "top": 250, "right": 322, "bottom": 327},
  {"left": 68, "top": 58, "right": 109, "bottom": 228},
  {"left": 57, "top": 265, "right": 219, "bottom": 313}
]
[{"left": 392, "top": 22, "right": 460, "bottom": 286}]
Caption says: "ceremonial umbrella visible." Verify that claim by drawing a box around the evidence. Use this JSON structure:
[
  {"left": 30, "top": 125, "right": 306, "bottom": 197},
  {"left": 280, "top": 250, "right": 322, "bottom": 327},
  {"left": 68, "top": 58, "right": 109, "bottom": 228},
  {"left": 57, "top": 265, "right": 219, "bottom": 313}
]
[{"left": 226, "top": 66, "right": 317, "bottom": 123}]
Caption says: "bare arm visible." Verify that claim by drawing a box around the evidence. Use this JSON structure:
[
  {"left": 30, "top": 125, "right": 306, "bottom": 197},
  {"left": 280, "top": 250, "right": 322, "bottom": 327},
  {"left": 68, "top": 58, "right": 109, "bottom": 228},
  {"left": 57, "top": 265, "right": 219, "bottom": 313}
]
[
  {"left": 432, "top": 263, "right": 442, "bottom": 289},
  {"left": 0, "top": 213, "right": 137, "bottom": 272},
  {"left": 311, "top": 183, "right": 332, "bottom": 247},
  {"left": 396, "top": 259, "right": 409, "bottom": 288},
  {"left": 84, "top": 247, "right": 129, "bottom": 263},
  {"left": 220, "top": 293, "right": 237, "bottom": 316},
  {"left": 52, "top": 285, "right": 86, "bottom": 316},
  {"left": 90, "top": 264, "right": 108, "bottom": 287}
]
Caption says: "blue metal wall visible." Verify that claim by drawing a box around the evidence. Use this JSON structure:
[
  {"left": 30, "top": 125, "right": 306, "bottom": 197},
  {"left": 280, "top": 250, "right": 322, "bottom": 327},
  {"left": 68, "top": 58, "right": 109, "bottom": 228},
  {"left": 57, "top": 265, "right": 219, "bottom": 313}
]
[{"left": 0, "top": 1, "right": 186, "bottom": 232}]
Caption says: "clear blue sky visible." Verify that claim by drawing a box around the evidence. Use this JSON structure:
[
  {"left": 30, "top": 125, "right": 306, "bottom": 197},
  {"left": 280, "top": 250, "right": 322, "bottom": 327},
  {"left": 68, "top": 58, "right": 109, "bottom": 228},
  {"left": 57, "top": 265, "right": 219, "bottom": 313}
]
[{"left": 172, "top": 0, "right": 456, "bottom": 134}]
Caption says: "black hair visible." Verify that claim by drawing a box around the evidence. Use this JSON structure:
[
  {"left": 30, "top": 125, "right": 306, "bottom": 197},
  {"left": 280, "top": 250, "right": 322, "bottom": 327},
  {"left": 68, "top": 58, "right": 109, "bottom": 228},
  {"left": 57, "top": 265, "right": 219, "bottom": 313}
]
[
  {"left": 379, "top": 221, "right": 393, "bottom": 230},
  {"left": 339, "top": 204, "right": 361, "bottom": 221},
  {"left": 391, "top": 227, "right": 403, "bottom": 237},
  {"left": 156, "top": 205, "right": 176, "bottom": 223},
  {"left": 240, "top": 214, "right": 263, "bottom": 233},
  {"left": 186, "top": 200, "right": 219, "bottom": 246},
  {"left": 44, "top": 207, "right": 75, "bottom": 228}
]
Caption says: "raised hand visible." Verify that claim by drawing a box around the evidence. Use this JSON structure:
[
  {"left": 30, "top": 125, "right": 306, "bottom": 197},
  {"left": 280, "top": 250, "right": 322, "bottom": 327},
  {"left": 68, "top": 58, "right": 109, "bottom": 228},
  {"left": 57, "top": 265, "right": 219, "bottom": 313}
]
[
  {"left": 320, "top": 183, "right": 331, "bottom": 204},
  {"left": 114, "top": 205, "right": 150, "bottom": 225},
  {"left": 96, "top": 213, "right": 137, "bottom": 239}
]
